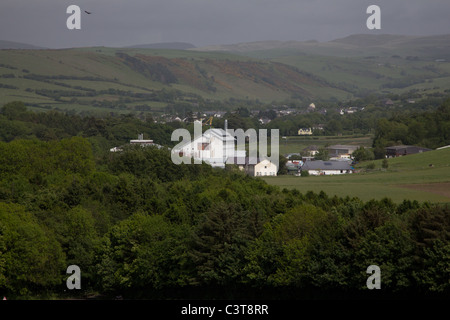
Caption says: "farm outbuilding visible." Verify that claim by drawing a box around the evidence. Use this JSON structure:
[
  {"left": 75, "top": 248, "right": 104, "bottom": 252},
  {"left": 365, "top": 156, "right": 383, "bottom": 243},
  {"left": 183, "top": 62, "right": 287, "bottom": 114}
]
[
  {"left": 301, "top": 160, "right": 353, "bottom": 175},
  {"left": 385, "top": 145, "right": 432, "bottom": 158}
]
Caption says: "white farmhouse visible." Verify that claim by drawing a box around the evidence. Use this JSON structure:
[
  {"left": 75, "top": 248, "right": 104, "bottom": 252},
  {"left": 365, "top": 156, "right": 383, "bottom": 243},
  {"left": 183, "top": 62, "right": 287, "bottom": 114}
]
[
  {"left": 229, "top": 157, "right": 278, "bottom": 177},
  {"left": 251, "top": 158, "right": 278, "bottom": 176}
]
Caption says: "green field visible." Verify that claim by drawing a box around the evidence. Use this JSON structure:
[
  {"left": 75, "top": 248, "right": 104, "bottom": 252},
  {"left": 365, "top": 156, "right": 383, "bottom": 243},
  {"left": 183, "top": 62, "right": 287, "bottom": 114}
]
[{"left": 263, "top": 147, "right": 450, "bottom": 203}]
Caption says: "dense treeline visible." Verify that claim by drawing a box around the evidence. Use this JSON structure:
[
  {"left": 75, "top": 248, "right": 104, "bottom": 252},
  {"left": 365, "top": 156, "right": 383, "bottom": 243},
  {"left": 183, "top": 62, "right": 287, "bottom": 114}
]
[
  {"left": 372, "top": 99, "right": 450, "bottom": 157},
  {"left": 0, "top": 101, "right": 449, "bottom": 299},
  {"left": 0, "top": 136, "right": 448, "bottom": 299},
  {"left": 0, "top": 101, "right": 181, "bottom": 155},
  {"left": 265, "top": 96, "right": 450, "bottom": 137}
]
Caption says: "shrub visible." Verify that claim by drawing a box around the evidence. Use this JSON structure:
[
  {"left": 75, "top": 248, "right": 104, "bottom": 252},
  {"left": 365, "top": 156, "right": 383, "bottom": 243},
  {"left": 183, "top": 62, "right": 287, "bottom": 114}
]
[{"left": 366, "top": 162, "right": 376, "bottom": 170}]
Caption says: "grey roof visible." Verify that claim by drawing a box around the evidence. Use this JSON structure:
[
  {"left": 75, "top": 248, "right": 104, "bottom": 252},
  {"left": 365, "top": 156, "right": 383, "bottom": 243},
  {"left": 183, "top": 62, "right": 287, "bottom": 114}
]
[
  {"left": 302, "top": 160, "right": 353, "bottom": 171},
  {"left": 226, "top": 157, "right": 271, "bottom": 165}
]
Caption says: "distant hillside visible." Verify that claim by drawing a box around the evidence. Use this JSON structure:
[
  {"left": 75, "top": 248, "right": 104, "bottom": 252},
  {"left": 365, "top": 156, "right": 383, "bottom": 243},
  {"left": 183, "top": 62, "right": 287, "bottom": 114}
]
[
  {"left": 193, "top": 34, "right": 450, "bottom": 60},
  {"left": 331, "top": 34, "right": 416, "bottom": 47},
  {"left": 0, "top": 47, "right": 340, "bottom": 114},
  {"left": 0, "top": 40, "right": 47, "bottom": 50},
  {"left": 123, "top": 42, "right": 196, "bottom": 50},
  {"left": 1, "top": 34, "right": 450, "bottom": 116},
  {"left": 193, "top": 34, "right": 450, "bottom": 99},
  {"left": 331, "top": 34, "right": 450, "bottom": 59}
]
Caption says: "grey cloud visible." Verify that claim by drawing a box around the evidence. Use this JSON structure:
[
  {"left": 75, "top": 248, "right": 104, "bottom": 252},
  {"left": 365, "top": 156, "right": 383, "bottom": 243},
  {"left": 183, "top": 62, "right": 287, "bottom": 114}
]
[{"left": 0, "top": 0, "right": 449, "bottom": 48}]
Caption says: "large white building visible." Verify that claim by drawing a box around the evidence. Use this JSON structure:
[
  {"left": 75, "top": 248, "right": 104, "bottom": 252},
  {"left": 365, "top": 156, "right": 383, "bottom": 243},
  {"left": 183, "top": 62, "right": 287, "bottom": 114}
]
[
  {"left": 172, "top": 120, "right": 278, "bottom": 174},
  {"left": 173, "top": 121, "right": 246, "bottom": 168}
]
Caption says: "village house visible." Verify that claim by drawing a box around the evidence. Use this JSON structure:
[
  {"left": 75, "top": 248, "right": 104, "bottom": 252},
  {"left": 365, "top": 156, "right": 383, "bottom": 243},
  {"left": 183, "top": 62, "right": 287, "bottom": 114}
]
[
  {"left": 204, "top": 111, "right": 227, "bottom": 118},
  {"left": 340, "top": 107, "right": 359, "bottom": 115},
  {"left": 301, "top": 160, "right": 354, "bottom": 176},
  {"left": 307, "top": 103, "right": 316, "bottom": 112},
  {"left": 327, "top": 145, "right": 359, "bottom": 159},
  {"left": 252, "top": 159, "right": 278, "bottom": 176},
  {"left": 312, "top": 124, "right": 325, "bottom": 131},
  {"left": 385, "top": 145, "right": 432, "bottom": 158},
  {"left": 259, "top": 117, "right": 272, "bottom": 125},
  {"left": 298, "top": 128, "right": 313, "bottom": 135},
  {"left": 278, "top": 108, "right": 297, "bottom": 116},
  {"left": 302, "top": 145, "right": 319, "bottom": 157}
]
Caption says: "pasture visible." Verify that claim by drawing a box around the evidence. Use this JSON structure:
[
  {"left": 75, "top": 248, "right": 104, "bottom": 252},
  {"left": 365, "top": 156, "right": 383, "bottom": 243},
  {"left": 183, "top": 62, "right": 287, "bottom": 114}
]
[{"left": 263, "top": 147, "right": 450, "bottom": 203}]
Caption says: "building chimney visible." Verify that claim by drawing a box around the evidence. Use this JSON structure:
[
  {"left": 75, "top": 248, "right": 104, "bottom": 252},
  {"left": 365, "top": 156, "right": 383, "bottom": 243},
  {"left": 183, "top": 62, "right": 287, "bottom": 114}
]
[
  {"left": 138, "top": 133, "right": 143, "bottom": 140},
  {"left": 224, "top": 119, "right": 228, "bottom": 132}
]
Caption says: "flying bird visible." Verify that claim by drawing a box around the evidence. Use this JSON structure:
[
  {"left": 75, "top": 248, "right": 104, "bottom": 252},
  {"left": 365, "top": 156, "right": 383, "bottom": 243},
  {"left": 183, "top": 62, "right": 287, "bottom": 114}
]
[{"left": 84, "top": 10, "right": 92, "bottom": 14}]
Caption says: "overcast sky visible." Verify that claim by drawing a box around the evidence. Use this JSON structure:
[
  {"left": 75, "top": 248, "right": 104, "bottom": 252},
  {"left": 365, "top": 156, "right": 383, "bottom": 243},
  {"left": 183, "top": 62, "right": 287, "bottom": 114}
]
[{"left": 1, "top": 0, "right": 449, "bottom": 48}]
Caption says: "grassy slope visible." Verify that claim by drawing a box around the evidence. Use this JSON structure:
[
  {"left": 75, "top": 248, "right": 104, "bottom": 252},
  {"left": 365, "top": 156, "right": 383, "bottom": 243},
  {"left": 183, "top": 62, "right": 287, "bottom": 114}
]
[
  {"left": 270, "top": 54, "right": 450, "bottom": 97},
  {"left": 202, "top": 34, "right": 450, "bottom": 100},
  {"left": 198, "top": 34, "right": 450, "bottom": 59},
  {"left": 3, "top": 34, "right": 450, "bottom": 115},
  {"left": 0, "top": 48, "right": 345, "bottom": 113},
  {"left": 263, "top": 148, "right": 450, "bottom": 203}
]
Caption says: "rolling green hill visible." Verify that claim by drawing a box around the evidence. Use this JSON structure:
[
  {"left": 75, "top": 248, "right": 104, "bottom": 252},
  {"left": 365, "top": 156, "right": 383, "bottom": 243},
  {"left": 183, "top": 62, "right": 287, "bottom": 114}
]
[
  {"left": 195, "top": 34, "right": 450, "bottom": 60},
  {"left": 1, "top": 34, "right": 450, "bottom": 115},
  {"left": 0, "top": 40, "right": 47, "bottom": 50},
  {"left": 196, "top": 34, "right": 450, "bottom": 99},
  {"left": 0, "top": 47, "right": 345, "bottom": 114},
  {"left": 123, "top": 42, "right": 196, "bottom": 50}
]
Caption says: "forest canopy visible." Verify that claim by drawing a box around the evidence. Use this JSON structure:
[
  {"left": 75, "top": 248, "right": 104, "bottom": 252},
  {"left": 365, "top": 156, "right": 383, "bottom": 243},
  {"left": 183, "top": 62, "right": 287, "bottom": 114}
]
[
  {"left": 0, "top": 101, "right": 449, "bottom": 299},
  {"left": 0, "top": 136, "right": 448, "bottom": 299}
]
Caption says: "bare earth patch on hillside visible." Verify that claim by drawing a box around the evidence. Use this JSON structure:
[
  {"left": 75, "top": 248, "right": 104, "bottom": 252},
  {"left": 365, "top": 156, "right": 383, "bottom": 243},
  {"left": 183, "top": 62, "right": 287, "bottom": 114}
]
[{"left": 397, "top": 182, "right": 450, "bottom": 199}]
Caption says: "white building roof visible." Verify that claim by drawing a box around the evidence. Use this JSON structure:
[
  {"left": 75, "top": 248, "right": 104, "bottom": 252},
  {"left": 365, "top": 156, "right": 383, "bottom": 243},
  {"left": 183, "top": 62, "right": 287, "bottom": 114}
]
[{"left": 175, "top": 128, "right": 236, "bottom": 150}]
